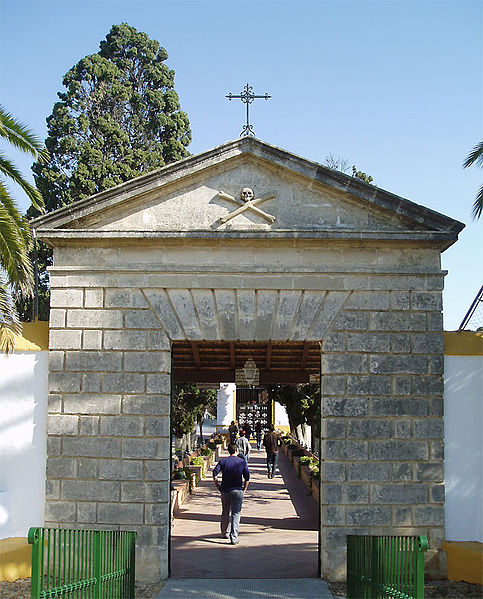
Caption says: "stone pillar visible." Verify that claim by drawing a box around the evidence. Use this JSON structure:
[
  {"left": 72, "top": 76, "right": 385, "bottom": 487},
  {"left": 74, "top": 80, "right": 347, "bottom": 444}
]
[
  {"left": 46, "top": 285, "right": 172, "bottom": 581},
  {"left": 319, "top": 287, "right": 445, "bottom": 580}
]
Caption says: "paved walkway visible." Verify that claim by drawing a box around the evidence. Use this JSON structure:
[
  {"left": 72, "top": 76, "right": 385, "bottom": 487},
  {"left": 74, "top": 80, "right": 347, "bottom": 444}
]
[
  {"left": 154, "top": 578, "right": 335, "bottom": 598},
  {"left": 156, "top": 443, "right": 334, "bottom": 597}
]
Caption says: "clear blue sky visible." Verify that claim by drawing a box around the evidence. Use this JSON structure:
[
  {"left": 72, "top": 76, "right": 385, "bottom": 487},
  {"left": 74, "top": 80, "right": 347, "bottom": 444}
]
[{"left": 1, "top": 0, "right": 481, "bottom": 329}]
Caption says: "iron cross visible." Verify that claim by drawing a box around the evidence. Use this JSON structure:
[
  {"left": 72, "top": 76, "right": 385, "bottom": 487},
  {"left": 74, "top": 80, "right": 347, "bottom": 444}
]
[{"left": 226, "top": 83, "right": 271, "bottom": 137}]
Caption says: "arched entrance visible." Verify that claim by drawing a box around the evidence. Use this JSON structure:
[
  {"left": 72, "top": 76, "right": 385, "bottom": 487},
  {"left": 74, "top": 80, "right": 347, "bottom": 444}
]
[{"left": 170, "top": 341, "right": 321, "bottom": 578}]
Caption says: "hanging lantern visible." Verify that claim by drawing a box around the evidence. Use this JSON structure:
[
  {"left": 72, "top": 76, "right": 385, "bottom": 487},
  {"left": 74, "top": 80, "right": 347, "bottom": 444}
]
[{"left": 243, "top": 358, "right": 258, "bottom": 385}]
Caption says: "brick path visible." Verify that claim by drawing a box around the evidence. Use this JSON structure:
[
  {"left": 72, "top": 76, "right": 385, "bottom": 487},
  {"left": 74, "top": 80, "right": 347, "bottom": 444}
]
[{"left": 169, "top": 443, "right": 319, "bottom": 578}]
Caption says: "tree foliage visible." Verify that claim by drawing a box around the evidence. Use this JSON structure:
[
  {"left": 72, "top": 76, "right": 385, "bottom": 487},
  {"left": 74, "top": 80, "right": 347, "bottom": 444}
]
[
  {"left": 32, "top": 22, "right": 191, "bottom": 212},
  {"left": 352, "top": 165, "right": 374, "bottom": 184},
  {"left": 325, "top": 154, "right": 350, "bottom": 173},
  {"left": 171, "top": 384, "right": 217, "bottom": 439},
  {"left": 0, "top": 106, "right": 46, "bottom": 352},
  {"left": 20, "top": 23, "right": 191, "bottom": 319},
  {"left": 324, "top": 154, "right": 374, "bottom": 184},
  {"left": 268, "top": 383, "right": 320, "bottom": 437},
  {"left": 463, "top": 140, "right": 483, "bottom": 219}
]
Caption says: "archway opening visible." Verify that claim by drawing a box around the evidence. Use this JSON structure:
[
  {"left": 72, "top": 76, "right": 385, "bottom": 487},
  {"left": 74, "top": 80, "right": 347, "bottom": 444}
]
[{"left": 169, "top": 340, "right": 321, "bottom": 579}]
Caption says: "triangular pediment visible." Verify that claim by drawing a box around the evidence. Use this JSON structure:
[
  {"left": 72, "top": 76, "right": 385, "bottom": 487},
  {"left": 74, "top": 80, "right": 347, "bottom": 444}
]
[{"left": 32, "top": 138, "right": 464, "bottom": 247}]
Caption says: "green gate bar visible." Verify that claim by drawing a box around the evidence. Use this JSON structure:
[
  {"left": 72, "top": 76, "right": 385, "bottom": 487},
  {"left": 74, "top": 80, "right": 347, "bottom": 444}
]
[
  {"left": 347, "top": 534, "right": 429, "bottom": 599},
  {"left": 28, "top": 527, "right": 136, "bottom": 599}
]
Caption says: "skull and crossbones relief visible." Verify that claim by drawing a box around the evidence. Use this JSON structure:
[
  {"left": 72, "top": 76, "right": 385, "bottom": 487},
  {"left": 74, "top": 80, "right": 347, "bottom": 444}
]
[{"left": 218, "top": 188, "right": 276, "bottom": 224}]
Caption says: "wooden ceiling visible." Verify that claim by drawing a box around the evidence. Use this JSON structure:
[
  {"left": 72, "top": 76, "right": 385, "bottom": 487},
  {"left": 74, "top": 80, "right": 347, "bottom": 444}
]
[{"left": 172, "top": 341, "right": 320, "bottom": 383}]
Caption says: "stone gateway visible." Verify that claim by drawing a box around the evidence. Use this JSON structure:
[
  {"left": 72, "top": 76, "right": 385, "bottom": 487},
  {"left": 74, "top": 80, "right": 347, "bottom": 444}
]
[{"left": 32, "top": 138, "right": 464, "bottom": 581}]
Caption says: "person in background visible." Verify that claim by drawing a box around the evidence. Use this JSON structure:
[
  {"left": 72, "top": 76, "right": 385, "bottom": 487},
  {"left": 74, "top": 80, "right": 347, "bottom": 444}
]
[
  {"left": 243, "top": 421, "right": 252, "bottom": 440},
  {"left": 228, "top": 420, "right": 238, "bottom": 444},
  {"left": 263, "top": 424, "right": 281, "bottom": 478},
  {"left": 212, "top": 444, "right": 250, "bottom": 545},
  {"left": 236, "top": 429, "right": 251, "bottom": 462},
  {"left": 255, "top": 421, "right": 263, "bottom": 451}
]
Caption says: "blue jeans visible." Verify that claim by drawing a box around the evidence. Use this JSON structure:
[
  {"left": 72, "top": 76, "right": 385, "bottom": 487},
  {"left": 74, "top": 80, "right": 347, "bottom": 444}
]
[
  {"left": 220, "top": 489, "right": 244, "bottom": 543},
  {"left": 256, "top": 433, "right": 262, "bottom": 450},
  {"left": 266, "top": 451, "right": 279, "bottom": 476}
]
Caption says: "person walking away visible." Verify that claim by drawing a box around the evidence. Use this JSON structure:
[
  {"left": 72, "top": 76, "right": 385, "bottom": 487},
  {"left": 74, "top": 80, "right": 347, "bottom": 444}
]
[
  {"left": 243, "top": 421, "right": 252, "bottom": 440},
  {"left": 263, "top": 424, "right": 281, "bottom": 478},
  {"left": 228, "top": 420, "right": 238, "bottom": 444},
  {"left": 212, "top": 444, "right": 250, "bottom": 545},
  {"left": 255, "top": 421, "right": 263, "bottom": 451},
  {"left": 236, "top": 429, "right": 250, "bottom": 462}
]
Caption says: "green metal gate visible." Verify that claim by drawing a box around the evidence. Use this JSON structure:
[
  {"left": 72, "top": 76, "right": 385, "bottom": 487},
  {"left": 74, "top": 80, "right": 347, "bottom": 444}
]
[
  {"left": 347, "top": 534, "right": 429, "bottom": 599},
  {"left": 28, "top": 527, "right": 136, "bottom": 599}
]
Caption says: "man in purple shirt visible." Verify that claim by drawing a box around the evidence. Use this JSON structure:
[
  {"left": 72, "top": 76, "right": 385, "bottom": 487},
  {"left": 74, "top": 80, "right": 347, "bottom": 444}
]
[{"left": 212, "top": 444, "right": 250, "bottom": 545}]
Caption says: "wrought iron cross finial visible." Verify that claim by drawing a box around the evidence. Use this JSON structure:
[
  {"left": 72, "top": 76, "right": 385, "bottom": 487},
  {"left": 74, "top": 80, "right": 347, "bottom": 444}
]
[{"left": 226, "top": 83, "right": 271, "bottom": 137}]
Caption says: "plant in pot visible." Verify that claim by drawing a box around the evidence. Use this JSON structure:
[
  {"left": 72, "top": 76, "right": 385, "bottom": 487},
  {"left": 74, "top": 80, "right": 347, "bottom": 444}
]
[
  {"left": 299, "top": 456, "right": 314, "bottom": 488},
  {"left": 173, "top": 468, "right": 186, "bottom": 480}
]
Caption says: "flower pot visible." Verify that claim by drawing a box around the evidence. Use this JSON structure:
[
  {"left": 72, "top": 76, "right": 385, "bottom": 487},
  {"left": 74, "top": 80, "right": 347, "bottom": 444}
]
[
  {"left": 189, "top": 465, "right": 203, "bottom": 484},
  {"left": 300, "top": 465, "right": 312, "bottom": 491}
]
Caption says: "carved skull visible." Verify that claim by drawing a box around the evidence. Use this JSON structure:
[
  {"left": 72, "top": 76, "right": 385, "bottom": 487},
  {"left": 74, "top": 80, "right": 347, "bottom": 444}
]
[{"left": 240, "top": 187, "right": 254, "bottom": 202}]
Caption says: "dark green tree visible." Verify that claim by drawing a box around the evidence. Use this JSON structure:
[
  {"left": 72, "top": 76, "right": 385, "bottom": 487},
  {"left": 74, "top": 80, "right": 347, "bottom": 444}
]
[
  {"left": 19, "top": 23, "right": 191, "bottom": 319},
  {"left": 268, "top": 383, "right": 320, "bottom": 444},
  {"left": 171, "top": 384, "right": 217, "bottom": 443}
]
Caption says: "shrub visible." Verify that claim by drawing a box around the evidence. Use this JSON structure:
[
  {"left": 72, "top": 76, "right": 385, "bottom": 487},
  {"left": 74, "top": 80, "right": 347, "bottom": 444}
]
[
  {"left": 299, "top": 456, "right": 314, "bottom": 467},
  {"left": 190, "top": 456, "right": 204, "bottom": 466},
  {"left": 201, "top": 447, "right": 213, "bottom": 457},
  {"left": 310, "top": 466, "right": 320, "bottom": 480}
]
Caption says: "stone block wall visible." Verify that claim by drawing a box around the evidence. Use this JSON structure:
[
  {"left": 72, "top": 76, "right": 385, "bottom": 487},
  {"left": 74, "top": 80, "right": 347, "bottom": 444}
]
[
  {"left": 47, "top": 286, "right": 172, "bottom": 580},
  {"left": 44, "top": 241, "right": 447, "bottom": 582},
  {"left": 321, "top": 286, "right": 445, "bottom": 580}
]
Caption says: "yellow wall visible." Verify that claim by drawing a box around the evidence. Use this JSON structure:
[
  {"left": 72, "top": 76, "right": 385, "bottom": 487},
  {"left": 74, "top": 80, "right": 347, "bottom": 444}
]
[
  {"left": 14, "top": 321, "right": 49, "bottom": 351},
  {"left": 0, "top": 538, "right": 31, "bottom": 582},
  {"left": 442, "top": 541, "right": 483, "bottom": 584},
  {"left": 444, "top": 331, "right": 483, "bottom": 356}
]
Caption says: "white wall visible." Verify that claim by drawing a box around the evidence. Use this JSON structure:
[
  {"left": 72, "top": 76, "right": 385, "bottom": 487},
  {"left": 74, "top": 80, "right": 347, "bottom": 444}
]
[
  {"left": 274, "top": 401, "right": 290, "bottom": 428},
  {"left": 217, "top": 383, "right": 235, "bottom": 427},
  {"left": 444, "top": 355, "right": 483, "bottom": 542},
  {"left": 0, "top": 351, "right": 48, "bottom": 538}
]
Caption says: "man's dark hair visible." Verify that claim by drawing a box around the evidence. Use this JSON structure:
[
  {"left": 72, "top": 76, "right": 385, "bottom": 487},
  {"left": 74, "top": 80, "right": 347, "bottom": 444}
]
[
  {"left": 228, "top": 444, "right": 237, "bottom": 455},
  {"left": 268, "top": 424, "right": 275, "bottom": 431}
]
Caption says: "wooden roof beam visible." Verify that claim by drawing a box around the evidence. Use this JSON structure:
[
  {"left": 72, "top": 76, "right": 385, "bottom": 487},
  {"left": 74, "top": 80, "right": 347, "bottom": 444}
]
[
  {"left": 191, "top": 342, "right": 201, "bottom": 370},
  {"left": 266, "top": 342, "right": 272, "bottom": 370}
]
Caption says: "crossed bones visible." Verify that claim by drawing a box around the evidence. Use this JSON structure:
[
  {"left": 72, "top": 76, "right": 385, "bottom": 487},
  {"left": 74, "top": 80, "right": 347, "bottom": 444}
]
[{"left": 218, "top": 188, "right": 276, "bottom": 224}]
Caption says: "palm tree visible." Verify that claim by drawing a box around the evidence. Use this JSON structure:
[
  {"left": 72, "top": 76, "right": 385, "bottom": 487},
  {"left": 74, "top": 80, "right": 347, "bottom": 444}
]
[
  {"left": 464, "top": 140, "right": 483, "bottom": 219},
  {"left": 0, "top": 106, "right": 47, "bottom": 352}
]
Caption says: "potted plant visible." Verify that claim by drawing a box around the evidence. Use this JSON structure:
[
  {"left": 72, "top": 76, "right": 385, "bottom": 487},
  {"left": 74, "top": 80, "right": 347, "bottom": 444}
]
[
  {"left": 299, "top": 456, "right": 314, "bottom": 490},
  {"left": 189, "top": 456, "right": 205, "bottom": 481},
  {"left": 310, "top": 465, "right": 320, "bottom": 502},
  {"left": 173, "top": 468, "right": 186, "bottom": 480}
]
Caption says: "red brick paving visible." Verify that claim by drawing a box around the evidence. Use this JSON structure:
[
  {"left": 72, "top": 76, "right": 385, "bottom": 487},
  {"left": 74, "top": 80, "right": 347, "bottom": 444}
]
[{"left": 170, "top": 443, "right": 319, "bottom": 578}]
